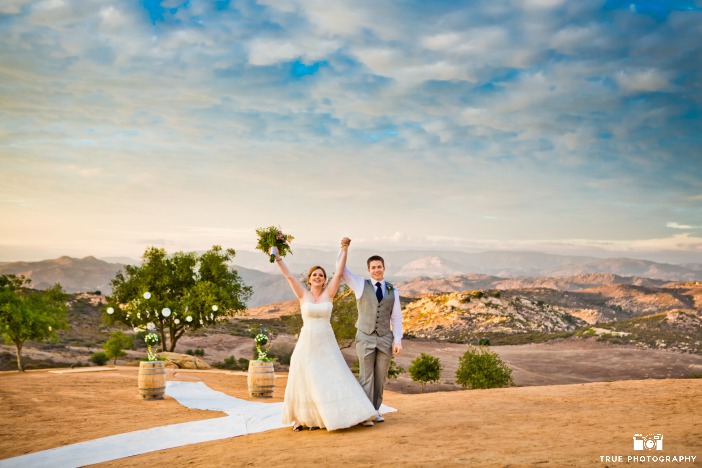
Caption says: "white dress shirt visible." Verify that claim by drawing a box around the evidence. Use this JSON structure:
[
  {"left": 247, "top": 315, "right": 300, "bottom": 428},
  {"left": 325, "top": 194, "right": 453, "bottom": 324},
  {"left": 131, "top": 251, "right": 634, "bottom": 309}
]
[{"left": 336, "top": 250, "right": 403, "bottom": 344}]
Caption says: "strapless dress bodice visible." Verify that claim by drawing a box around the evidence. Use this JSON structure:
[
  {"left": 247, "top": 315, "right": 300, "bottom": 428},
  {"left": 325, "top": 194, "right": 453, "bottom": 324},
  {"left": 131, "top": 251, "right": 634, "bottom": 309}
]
[{"left": 300, "top": 301, "right": 333, "bottom": 322}]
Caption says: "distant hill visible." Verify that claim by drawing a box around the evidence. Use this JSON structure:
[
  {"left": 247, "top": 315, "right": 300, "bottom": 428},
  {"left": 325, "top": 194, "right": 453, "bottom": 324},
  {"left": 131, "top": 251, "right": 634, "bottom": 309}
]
[
  {"left": 0, "top": 256, "right": 123, "bottom": 294},
  {"left": 2, "top": 250, "right": 701, "bottom": 304},
  {"left": 396, "top": 273, "right": 674, "bottom": 297},
  {"left": 233, "top": 266, "right": 295, "bottom": 307},
  {"left": 400, "top": 282, "right": 702, "bottom": 353}
]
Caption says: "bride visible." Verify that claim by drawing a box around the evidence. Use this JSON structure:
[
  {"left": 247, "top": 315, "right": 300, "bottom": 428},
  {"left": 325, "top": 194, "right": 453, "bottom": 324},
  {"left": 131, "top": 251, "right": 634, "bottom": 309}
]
[{"left": 271, "top": 240, "right": 377, "bottom": 431}]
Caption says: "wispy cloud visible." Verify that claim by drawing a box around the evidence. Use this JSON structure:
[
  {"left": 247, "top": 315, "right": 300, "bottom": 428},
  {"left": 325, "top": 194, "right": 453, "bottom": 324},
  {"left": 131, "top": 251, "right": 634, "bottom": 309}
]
[
  {"left": 667, "top": 222, "right": 701, "bottom": 230},
  {"left": 0, "top": 0, "right": 701, "bottom": 262}
]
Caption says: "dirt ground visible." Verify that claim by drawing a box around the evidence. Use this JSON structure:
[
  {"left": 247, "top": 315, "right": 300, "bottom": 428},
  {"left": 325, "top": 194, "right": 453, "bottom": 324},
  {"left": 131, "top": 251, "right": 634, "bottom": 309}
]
[{"left": 0, "top": 368, "right": 700, "bottom": 467}]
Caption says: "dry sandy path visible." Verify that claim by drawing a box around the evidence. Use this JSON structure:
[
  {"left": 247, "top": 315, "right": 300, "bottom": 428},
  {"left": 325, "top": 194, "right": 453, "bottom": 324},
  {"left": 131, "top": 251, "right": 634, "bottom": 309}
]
[{"left": 0, "top": 368, "right": 700, "bottom": 467}]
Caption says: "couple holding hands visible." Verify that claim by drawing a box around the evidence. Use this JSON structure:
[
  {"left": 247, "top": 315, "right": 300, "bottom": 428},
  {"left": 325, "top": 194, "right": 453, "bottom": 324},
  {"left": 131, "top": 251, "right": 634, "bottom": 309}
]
[{"left": 270, "top": 237, "right": 403, "bottom": 431}]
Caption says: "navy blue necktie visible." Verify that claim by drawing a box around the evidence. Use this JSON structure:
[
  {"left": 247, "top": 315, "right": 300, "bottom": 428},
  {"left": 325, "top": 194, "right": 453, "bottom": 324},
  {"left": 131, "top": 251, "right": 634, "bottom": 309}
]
[{"left": 375, "top": 282, "right": 383, "bottom": 303}]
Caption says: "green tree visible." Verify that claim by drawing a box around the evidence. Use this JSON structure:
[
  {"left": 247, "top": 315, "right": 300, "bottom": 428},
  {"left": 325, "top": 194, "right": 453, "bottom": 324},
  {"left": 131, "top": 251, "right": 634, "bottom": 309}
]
[
  {"left": 103, "top": 331, "right": 134, "bottom": 365},
  {"left": 0, "top": 275, "right": 68, "bottom": 371},
  {"left": 408, "top": 353, "right": 442, "bottom": 393},
  {"left": 331, "top": 284, "right": 358, "bottom": 349},
  {"left": 105, "top": 246, "right": 252, "bottom": 352},
  {"left": 455, "top": 345, "right": 514, "bottom": 389}
]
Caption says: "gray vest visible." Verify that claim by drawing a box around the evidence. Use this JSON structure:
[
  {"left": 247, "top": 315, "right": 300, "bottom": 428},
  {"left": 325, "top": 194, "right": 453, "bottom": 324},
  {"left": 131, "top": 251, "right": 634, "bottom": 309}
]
[{"left": 356, "top": 279, "right": 395, "bottom": 337}]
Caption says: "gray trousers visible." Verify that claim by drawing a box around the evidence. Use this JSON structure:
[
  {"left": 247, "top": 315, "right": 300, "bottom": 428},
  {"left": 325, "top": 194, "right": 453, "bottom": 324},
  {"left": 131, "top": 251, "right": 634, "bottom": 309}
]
[{"left": 356, "top": 329, "right": 393, "bottom": 410}]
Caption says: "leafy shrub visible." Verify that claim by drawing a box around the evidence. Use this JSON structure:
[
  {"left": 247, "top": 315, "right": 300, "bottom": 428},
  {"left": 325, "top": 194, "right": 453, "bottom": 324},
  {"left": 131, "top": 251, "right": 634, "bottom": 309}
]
[
  {"left": 455, "top": 345, "right": 513, "bottom": 389},
  {"left": 387, "top": 358, "right": 405, "bottom": 379},
  {"left": 103, "top": 331, "right": 134, "bottom": 364},
  {"left": 408, "top": 353, "right": 442, "bottom": 393},
  {"left": 213, "top": 356, "right": 249, "bottom": 371},
  {"left": 90, "top": 352, "right": 109, "bottom": 366},
  {"left": 186, "top": 348, "right": 205, "bottom": 357},
  {"left": 478, "top": 338, "right": 491, "bottom": 346}
]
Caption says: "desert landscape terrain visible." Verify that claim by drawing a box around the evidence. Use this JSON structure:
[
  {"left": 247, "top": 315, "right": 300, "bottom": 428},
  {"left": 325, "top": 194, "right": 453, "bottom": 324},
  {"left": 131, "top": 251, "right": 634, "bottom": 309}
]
[
  {"left": 1, "top": 336, "right": 701, "bottom": 467},
  {"left": 0, "top": 366, "right": 700, "bottom": 467}
]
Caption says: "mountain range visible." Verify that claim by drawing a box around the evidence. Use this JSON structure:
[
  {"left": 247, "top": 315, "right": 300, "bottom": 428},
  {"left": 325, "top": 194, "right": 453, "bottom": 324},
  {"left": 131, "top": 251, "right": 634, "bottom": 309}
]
[{"left": 1, "top": 251, "right": 701, "bottom": 307}]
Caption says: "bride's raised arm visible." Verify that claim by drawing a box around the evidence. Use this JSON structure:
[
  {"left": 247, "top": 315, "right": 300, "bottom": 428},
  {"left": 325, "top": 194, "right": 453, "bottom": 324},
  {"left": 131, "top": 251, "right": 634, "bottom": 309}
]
[
  {"left": 325, "top": 241, "right": 348, "bottom": 298},
  {"left": 270, "top": 246, "right": 306, "bottom": 301}
]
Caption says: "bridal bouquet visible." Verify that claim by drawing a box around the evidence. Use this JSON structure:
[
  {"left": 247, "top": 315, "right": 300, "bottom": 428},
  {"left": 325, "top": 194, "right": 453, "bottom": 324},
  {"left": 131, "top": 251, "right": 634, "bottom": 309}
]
[{"left": 255, "top": 226, "right": 294, "bottom": 263}]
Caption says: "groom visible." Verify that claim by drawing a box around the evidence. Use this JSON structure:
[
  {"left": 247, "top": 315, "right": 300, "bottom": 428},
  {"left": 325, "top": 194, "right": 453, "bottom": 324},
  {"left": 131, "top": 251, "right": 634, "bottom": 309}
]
[{"left": 337, "top": 237, "right": 402, "bottom": 424}]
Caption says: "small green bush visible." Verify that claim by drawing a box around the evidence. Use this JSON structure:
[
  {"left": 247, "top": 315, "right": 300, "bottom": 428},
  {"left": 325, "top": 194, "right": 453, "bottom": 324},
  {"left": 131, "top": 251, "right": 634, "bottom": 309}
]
[
  {"left": 387, "top": 358, "right": 405, "bottom": 379},
  {"left": 408, "top": 353, "right": 442, "bottom": 393},
  {"left": 90, "top": 352, "right": 109, "bottom": 366},
  {"left": 455, "top": 345, "right": 513, "bottom": 389},
  {"left": 103, "top": 331, "right": 134, "bottom": 364},
  {"left": 478, "top": 338, "right": 491, "bottom": 346},
  {"left": 213, "top": 356, "right": 249, "bottom": 371}
]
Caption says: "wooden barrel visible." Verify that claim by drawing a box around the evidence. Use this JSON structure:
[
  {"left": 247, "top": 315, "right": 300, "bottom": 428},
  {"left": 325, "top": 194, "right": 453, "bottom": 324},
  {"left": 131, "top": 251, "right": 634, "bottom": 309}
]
[
  {"left": 247, "top": 360, "right": 275, "bottom": 398},
  {"left": 138, "top": 361, "right": 166, "bottom": 400}
]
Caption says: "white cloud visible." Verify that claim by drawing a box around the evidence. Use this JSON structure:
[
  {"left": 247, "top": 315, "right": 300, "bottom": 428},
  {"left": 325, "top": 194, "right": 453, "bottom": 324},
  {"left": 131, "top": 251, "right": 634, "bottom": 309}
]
[
  {"left": 615, "top": 69, "right": 671, "bottom": 93},
  {"left": 0, "top": 0, "right": 30, "bottom": 14},
  {"left": 667, "top": 222, "right": 699, "bottom": 230}
]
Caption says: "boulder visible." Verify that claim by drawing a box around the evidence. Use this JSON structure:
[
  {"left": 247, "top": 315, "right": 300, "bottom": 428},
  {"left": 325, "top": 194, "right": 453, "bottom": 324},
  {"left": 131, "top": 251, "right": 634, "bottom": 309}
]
[{"left": 155, "top": 352, "right": 211, "bottom": 370}]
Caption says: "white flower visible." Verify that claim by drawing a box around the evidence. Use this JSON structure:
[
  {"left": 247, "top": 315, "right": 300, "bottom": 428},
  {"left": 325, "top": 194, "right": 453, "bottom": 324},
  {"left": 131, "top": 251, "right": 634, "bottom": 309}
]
[
  {"left": 107, "top": 307, "right": 114, "bottom": 315},
  {"left": 147, "top": 322, "right": 156, "bottom": 330},
  {"left": 199, "top": 320, "right": 204, "bottom": 325},
  {"left": 133, "top": 327, "right": 139, "bottom": 333},
  {"left": 137, "top": 313, "right": 141, "bottom": 319},
  {"left": 174, "top": 318, "right": 181, "bottom": 325},
  {"left": 212, "top": 305, "right": 218, "bottom": 312},
  {"left": 210, "top": 313, "right": 214, "bottom": 320},
  {"left": 162, "top": 308, "right": 171, "bottom": 317},
  {"left": 48, "top": 326, "right": 52, "bottom": 331},
  {"left": 143, "top": 292, "right": 151, "bottom": 299},
  {"left": 186, "top": 316, "right": 193, "bottom": 323}
]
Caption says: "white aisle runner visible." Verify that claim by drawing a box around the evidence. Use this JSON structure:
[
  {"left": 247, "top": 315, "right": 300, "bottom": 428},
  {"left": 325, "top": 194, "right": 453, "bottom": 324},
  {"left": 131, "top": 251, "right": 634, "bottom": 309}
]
[{"left": 0, "top": 381, "right": 396, "bottom": 468}]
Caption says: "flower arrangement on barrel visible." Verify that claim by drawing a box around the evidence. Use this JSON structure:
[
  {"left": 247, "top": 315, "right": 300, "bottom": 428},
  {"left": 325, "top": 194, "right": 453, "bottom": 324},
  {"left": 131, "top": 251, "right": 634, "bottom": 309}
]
[
  {"left": 254, "top": 326, "right": 275, "bottom": 362},
  {"left": 247, "top": 326, "right": 277, "bottom": 398},
  {"left": 144, "top": 324, "right": 160, "bottom": 361}
]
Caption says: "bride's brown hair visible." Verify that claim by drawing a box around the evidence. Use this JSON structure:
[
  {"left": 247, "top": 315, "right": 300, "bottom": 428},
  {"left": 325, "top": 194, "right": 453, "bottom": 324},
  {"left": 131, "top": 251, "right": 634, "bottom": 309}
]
[{"left": 306, "top": 265, "right": 327, "bottom": 285}]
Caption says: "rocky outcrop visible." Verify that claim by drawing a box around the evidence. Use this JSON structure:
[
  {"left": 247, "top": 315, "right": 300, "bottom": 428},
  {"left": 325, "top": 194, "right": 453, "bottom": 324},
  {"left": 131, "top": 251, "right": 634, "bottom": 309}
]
[{"left": 155, "top": 352, "right": 211, "bottom": 369}]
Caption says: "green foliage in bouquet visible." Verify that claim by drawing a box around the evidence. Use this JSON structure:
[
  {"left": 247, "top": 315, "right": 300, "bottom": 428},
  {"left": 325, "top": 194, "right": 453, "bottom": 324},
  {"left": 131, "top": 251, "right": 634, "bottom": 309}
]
[{"left": 255, "top": 226, "right": 294, "bottom": 263}]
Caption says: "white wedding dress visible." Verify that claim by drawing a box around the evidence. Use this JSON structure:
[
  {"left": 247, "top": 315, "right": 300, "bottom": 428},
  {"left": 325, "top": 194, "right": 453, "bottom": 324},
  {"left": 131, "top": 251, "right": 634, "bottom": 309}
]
[{"left": 282, "top": 301, "right": 377, "bottom": 430}]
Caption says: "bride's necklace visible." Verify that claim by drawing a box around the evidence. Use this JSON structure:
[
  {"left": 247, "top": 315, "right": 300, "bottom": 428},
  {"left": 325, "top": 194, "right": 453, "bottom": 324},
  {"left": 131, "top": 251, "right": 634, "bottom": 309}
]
[{"left": 310, "top": 288, "right": 324, "bottom": 303}]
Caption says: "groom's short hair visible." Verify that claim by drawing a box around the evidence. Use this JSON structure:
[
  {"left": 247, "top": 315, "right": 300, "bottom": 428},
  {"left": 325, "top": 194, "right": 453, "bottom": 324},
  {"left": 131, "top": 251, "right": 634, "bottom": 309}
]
[{"left": 367, "top": 255, "right": 385, "bottom": 268}]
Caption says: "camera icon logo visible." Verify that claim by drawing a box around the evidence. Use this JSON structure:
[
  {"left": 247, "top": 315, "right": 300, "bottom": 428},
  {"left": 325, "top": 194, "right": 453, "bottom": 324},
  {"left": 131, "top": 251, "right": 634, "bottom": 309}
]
[{"left": 633, "top": 434, "right": 663, "bottom": 451}]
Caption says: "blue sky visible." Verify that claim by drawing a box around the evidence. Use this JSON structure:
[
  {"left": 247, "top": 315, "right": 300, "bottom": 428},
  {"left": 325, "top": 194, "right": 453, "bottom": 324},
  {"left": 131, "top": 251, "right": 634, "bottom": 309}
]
[{"left": 1, "top": 0, "right": 701, "bottom": 263}]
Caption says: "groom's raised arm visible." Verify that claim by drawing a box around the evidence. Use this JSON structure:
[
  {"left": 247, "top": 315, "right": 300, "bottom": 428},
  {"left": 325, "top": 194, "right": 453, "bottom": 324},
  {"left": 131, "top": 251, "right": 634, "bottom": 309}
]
[{"left": 335, "top": 241, "right": 364, "bottom": 299}]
